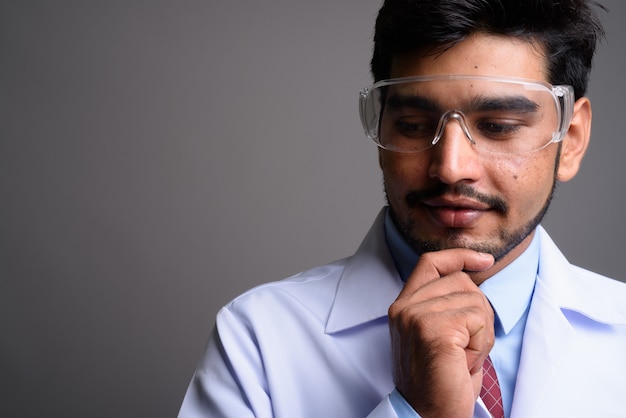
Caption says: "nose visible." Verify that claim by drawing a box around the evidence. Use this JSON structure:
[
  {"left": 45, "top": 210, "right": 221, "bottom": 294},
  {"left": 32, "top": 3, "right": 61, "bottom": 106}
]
[{"left": 428, "top": 111, "right": 482, "bottom": 184}]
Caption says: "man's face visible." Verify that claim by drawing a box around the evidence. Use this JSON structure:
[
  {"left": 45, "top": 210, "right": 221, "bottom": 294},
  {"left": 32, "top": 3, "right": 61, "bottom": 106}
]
[{"left": 381, "top": 34, "right": 561, "bottom": 263}]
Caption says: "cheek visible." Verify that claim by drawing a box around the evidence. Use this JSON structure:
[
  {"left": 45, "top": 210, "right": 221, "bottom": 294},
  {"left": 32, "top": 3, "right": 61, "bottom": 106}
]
[
  {"left": 380, "top": 153, "right": 428, "bottom": 195},
  {"left": 381, "top": 152, "right": 428, "bottom": 179},
  {"left": 494, "top": 156, "right": 555, "bottom": 211},
  {"left": 492, "top": 159, "right": 524, "bottom": 184}
]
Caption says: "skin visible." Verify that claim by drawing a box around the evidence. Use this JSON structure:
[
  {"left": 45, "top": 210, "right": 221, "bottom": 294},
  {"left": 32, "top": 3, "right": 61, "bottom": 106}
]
[{"left": 383, "top": 33, "right": 591, "bottom": 417}]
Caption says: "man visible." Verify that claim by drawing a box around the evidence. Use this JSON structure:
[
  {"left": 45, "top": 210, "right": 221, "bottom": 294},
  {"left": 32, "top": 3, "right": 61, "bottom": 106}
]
[{"left": 179, "top": 1, "right": 626, "bottom": 417}]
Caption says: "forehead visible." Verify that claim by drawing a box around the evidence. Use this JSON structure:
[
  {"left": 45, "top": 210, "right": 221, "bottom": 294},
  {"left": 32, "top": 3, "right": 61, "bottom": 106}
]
[{"left": 390, "top": 33, "right": 549, "bottom": 82}]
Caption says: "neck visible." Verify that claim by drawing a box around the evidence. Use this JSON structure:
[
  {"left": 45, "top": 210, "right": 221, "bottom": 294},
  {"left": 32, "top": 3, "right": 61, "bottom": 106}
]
[{"left": 469, "top": 230, "right": 536, "bottom": 286}]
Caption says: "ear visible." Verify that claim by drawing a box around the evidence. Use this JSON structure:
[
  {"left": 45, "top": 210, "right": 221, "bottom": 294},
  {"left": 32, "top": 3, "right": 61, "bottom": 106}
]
[{"left": 557, "top": 97, "right": 592, "bottom": 182}]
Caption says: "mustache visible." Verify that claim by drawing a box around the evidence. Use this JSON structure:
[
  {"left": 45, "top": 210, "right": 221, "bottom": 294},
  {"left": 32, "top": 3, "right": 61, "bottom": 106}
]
[{"left": 405, "top": 183, "right": 508, "bottom": 214}]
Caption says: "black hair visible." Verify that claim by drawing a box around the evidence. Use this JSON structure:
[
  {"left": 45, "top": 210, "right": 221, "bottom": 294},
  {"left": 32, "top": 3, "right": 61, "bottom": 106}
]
[{"left": 371, "top": 0, "right": 606, "bottom": 98}]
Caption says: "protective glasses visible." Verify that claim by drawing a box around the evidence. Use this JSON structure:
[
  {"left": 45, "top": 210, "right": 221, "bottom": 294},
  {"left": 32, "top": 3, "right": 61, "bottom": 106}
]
[{"left": 359, "top": 75, "right": 575, "bottom": 155}]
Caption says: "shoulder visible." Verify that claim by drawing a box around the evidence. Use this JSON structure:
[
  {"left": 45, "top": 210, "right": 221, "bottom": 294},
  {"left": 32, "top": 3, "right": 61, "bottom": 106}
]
[
  {"left": 570, "top": 264, "right": 626, "bottom": 292},
  {"left": 220, "top": 257, "right": 349, "bottom": 324},
  {"left": 555, "top": 264, "right": 626, "bottom": 326},
  {"left": 569, "top": 264, "right": 626, "bottom": 305},
  {"left": 218, "top": 208, "right": 398, "bottom": 329}
]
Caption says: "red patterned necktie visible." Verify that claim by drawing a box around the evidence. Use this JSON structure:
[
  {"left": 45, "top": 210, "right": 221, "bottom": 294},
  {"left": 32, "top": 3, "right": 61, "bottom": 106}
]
[{"left": 480, "top": 356, "right": 504, "bottom": 418}]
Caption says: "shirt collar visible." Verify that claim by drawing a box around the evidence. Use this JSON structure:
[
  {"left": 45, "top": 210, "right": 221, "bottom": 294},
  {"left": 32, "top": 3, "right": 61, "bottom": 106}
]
[
  {"left": 479, "top": 234, "right": 538, "bottom": 335},
  {"left": 384, "top": 209, "right": 538, "bottom": 335}
]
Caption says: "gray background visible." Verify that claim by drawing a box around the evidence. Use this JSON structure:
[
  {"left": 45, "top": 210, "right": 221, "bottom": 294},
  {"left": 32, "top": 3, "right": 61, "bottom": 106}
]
[{"left": 1, "top": 1, "right": 624, "bottom": 417}]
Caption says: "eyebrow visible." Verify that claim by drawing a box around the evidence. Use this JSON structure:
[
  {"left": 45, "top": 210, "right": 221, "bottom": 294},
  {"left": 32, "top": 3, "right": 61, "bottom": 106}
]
[
  {"left": 470, "top": 96, "right": 539, "bottom": 113},
  {"left": 385, "top": 93, "right": 539, "bottom": 114},
  {"left": 386, "top": 94, "right": 441, "bottom": 112}
]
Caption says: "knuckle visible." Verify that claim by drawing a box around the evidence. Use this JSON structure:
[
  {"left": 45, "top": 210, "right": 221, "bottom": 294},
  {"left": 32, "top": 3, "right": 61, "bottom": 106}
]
[{"left": 387, "top": 302, "right": 402, "bottom": 320}]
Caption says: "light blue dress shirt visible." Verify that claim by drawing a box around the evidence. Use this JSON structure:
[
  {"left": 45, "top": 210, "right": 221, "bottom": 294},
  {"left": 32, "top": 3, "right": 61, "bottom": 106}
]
[{"left": 384, "top": 213, "right": 538, "bottom": 417}]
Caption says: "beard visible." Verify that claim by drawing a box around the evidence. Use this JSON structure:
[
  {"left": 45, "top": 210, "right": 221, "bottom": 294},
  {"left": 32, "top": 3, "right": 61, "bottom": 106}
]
[
  {"left": 386, "top": 151, "right": 560, "bottom": 262},
  {"left": 387, "top": 182, "right": 555, "bottom": 262}
]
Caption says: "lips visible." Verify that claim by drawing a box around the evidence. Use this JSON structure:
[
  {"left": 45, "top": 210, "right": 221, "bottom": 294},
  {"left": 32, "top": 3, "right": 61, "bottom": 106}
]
[{"left": 421, "top": 196, "right": 491, "bottom": 228}]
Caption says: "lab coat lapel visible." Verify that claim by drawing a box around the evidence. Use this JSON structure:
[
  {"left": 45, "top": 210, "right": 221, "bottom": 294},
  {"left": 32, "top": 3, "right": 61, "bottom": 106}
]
[
  {"left": 509, "top": 277, "right": 575, "bottom": 417},
  {"left": 509, "top": 227, "right": 575, "bottom": 417}
]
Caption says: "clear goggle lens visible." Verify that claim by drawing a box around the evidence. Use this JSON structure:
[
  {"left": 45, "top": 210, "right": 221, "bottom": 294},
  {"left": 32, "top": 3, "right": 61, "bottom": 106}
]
[{"left": 359, "top": 75, "right": 575, "bottom": 155}]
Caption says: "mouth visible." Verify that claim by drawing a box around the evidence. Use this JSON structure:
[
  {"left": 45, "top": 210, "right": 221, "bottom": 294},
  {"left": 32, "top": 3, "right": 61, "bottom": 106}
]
[
  {"left": 421, "top": 196, "right": 492, "bottom": 228},
  {"left": 404, "top": 184, "right": 508, "bottom": 229}
]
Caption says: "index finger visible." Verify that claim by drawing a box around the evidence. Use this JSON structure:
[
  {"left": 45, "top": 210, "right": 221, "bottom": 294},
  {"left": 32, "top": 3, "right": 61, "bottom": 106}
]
[{"left": 400, "top": 249, "right": 494, "bottom": 296}]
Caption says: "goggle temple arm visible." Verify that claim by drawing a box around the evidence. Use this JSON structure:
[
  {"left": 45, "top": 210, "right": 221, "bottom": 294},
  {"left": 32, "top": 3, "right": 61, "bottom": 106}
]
[{"left": 553, "top": 85, "right": 576, "bottom": 142}]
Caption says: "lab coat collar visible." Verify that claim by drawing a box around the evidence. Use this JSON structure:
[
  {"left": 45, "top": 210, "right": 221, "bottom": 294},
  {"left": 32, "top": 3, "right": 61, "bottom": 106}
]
[
  {"left": 325, "top": 208, "right": 404, "bottom": 334},
  {"left": 534, "top": 225, "right": 626, "bottom": 326}
]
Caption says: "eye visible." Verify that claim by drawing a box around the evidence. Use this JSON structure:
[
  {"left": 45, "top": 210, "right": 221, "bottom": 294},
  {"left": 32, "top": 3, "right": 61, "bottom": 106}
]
[
  {"left": 476, "top": 119, "right": 522, "bottom": 139},
  {"left": 394, "top": 116, "right": 437, "bottom": 139}
]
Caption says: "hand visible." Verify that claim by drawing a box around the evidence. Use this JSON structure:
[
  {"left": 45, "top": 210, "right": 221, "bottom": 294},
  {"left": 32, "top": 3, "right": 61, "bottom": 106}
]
[{"left": 388, "top": 249, "right": 495, "bottom": 418}]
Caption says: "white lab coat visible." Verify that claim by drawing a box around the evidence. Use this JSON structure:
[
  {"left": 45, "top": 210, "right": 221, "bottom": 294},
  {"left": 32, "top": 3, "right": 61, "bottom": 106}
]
[{"left": 180, "top": 209, "right": 626, "bottom": 418}]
